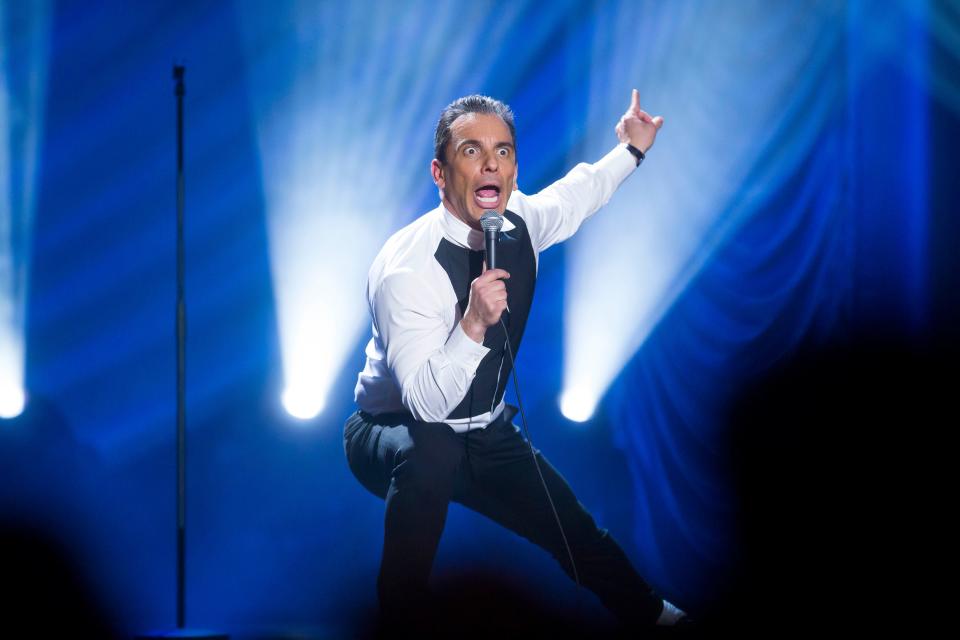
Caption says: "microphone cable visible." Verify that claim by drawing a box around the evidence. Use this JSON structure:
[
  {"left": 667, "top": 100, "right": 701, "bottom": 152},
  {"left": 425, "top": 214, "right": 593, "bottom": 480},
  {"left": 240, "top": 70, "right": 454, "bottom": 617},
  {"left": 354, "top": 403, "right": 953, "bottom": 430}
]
[
  {"left": 483, "top": 209, "right": 580, "bottom": 594},
  {"left": 499, "top": 317, "right": 581, "bottom": 590}
]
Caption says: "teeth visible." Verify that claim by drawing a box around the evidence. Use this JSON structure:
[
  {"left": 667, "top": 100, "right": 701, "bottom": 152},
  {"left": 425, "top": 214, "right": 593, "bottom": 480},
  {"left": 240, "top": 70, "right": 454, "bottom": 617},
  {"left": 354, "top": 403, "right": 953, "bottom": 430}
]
[{"left": 477, "top": 195, "right": 498, "bottom": 204}]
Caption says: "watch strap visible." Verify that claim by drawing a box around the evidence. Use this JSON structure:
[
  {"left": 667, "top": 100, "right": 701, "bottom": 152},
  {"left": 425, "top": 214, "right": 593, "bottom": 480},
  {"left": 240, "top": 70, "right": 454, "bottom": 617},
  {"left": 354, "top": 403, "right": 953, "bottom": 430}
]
[{"left": 626, "top": 143, "right": 645, "bottom": 166}]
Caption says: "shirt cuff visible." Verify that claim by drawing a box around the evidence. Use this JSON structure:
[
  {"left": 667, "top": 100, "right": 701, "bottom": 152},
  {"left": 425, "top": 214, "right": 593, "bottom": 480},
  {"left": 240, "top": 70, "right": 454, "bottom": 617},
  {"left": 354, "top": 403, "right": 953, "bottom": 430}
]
[
  {"left": 445, "top": 321, "right": 490, "bottom": 371},
  {"left": 595, "top": 143, "right": 640, "bottom": 183}
]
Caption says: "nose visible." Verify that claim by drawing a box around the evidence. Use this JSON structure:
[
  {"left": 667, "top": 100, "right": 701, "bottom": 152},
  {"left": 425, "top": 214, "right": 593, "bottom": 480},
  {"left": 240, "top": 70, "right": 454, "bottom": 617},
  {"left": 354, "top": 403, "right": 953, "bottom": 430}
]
[{"left": 482, "top": 150, "right": 499, "bottom": 172}]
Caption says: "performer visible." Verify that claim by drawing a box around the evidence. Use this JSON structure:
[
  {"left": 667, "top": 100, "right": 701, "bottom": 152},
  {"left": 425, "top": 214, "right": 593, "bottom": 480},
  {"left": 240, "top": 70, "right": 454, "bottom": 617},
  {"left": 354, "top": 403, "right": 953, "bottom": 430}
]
[{"left": 344, "top": 91, "right": 686, "bottom": 628}]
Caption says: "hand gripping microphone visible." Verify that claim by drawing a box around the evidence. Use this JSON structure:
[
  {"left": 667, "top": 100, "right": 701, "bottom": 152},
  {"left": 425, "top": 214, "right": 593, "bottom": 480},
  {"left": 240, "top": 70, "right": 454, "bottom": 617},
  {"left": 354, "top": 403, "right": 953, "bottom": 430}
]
[{"left": 480, "top": 211, "right": 503, "bottom": 269}]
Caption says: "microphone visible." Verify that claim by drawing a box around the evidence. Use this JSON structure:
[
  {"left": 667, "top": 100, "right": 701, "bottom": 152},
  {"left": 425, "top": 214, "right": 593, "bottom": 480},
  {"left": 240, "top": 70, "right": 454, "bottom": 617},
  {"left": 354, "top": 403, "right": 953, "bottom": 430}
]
[
  {"left": 480, "top": 211, "right": 509, "bottom": 319},
  {"left": 480, "top": 211, "right": 503, "bottom": 269}
]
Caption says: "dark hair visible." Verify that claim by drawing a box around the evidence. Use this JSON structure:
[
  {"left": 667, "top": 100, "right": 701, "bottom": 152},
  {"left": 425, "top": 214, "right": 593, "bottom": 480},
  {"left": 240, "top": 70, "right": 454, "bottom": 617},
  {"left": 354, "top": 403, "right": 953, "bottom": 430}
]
[{"left": 434, "top": 95, "right": 516, "bottom": 164}]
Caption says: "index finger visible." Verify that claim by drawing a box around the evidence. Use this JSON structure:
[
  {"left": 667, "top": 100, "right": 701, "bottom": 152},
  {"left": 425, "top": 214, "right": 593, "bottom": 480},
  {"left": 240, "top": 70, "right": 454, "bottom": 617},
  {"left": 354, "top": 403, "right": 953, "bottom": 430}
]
[{"left": 630, "top": 88, "right": 640, "bottom": 113}]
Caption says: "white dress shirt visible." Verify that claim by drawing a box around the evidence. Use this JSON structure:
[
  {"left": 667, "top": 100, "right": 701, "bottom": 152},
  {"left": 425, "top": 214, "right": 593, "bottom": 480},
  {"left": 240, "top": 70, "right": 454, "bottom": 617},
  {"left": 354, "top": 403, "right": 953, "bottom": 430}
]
[{"left": 354, "top": 144, "right": 637, "bottom": 431}]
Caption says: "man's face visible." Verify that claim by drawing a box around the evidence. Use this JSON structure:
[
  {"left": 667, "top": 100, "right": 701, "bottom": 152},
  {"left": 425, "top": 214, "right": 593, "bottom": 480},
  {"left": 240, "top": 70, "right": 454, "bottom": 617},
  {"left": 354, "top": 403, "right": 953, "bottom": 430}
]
[{"left": 431, "top": 113, "right": 518, "bottom": 230}]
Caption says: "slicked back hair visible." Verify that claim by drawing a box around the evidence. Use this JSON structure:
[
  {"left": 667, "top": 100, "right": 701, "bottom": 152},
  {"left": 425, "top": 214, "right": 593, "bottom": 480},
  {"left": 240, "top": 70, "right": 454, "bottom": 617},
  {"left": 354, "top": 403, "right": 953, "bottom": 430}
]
[{"left": 434, "top": 95, "right": 516, "bottom": 164}]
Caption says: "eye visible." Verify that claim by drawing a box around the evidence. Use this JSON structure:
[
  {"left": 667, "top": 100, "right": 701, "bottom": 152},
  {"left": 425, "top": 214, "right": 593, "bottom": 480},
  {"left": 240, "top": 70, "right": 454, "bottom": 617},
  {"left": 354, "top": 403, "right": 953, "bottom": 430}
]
[
  {"left": 464, "top": 146, "right": 478, "bottom": 156},
  {"left": 497, "top": 148, "right": 510, "bottom": 157}
]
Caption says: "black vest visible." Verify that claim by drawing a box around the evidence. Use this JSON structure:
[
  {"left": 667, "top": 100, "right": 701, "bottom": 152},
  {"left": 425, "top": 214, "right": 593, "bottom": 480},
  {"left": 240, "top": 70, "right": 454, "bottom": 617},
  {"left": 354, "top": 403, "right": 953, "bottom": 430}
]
[{"left": 433, "top": 210, "right": 536, "bottom": 420}]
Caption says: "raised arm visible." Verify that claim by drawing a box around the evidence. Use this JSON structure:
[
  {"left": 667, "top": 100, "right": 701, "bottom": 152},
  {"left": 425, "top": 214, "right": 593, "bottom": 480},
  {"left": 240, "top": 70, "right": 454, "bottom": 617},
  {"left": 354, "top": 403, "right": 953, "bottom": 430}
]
[{"left": 519, "top": 89, "right": 664, "bottom": 253}]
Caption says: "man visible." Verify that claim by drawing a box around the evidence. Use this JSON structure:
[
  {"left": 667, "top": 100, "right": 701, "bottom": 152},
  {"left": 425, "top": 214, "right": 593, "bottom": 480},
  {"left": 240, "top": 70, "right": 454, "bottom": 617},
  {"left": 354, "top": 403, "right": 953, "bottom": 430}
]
[{"left": 344, "top": 90, "right": 686, "bottom": 628}]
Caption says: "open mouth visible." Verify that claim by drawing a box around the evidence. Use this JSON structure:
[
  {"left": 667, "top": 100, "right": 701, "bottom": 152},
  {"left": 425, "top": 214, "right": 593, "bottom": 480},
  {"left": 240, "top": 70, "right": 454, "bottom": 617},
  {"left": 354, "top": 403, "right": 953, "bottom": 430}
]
[{"left": 474, "top": 184, "right": 501, "bottom": 208}]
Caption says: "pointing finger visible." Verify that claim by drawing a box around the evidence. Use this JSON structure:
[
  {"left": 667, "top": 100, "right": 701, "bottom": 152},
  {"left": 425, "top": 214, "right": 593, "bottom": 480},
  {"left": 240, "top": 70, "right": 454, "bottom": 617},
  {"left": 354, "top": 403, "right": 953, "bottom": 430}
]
[{"left": 630, "top": 88, "right": 640, "bottom": 114}]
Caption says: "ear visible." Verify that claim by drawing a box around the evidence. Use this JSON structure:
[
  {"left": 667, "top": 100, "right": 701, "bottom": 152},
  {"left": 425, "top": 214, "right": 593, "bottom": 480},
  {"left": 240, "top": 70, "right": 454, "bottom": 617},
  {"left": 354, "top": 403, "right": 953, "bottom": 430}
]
[
  {"left": 431, "top": 159, "right": 445, "bottom": 189},
  {"left": 513, "top": 166, "right": 519, "bottom": 191}
]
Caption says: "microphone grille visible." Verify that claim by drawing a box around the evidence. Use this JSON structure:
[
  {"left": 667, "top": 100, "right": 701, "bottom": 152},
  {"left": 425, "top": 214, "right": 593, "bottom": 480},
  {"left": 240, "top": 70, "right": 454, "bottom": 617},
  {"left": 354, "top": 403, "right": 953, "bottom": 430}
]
[{"left": 480, "top": 211, "right": 503, "bottom": 232}]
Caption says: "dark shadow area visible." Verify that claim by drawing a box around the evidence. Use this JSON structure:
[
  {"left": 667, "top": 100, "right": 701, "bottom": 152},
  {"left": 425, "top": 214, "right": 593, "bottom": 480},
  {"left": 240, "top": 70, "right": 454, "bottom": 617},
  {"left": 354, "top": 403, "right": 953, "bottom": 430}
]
[
  {"left": 706, "top": 333, "right": 955, "bottom": 632},
  {"left": 0, "top": 399, "right": 121, "bottom": 638},
  {"left": 0, "top": 523, "right": 120, "bottom": 638},
  {"left": 348, "top": 569, "right": 697, "bottom": 639}
]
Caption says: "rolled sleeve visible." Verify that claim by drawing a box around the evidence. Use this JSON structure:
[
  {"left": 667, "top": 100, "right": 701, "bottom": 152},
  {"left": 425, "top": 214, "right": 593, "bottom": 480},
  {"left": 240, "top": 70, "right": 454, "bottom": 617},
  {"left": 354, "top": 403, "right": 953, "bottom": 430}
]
[
  {"left": 444, "top": 321, "right": 490, "bottom": 370},
  {"left": 374, "top": 271, "right": 490, "bottom": 422}
]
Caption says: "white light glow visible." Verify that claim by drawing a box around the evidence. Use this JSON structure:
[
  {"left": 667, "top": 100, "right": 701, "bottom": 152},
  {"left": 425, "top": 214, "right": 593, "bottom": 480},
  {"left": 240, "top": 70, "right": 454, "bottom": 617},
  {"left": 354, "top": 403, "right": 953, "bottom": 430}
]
[
  {"left": 1, "top": 2, "right": 50, "bottom": 425},
  {"left": 0, "top": 383, "right": 24, "bottom": 419},
  {"left": 563, "top": 1, "right": 843, "bottom": 413},
  {"left": 282, "top": 386, "right": 324, "bottom": 421},
  {"left": 236, "top": 1, "right": 527, "bottom": 424},
  {"left": 559, "top": 388, "right": 596, "bottom": 423},
  {"left": 0, "top": 317, "right": 25, "bottom": 418}
]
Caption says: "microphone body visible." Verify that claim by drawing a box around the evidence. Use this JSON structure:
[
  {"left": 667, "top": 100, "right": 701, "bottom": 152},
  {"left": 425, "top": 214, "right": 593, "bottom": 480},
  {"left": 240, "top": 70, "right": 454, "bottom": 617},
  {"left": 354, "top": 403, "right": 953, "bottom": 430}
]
[
  {"left": 484, "top": 227, "right": 498, "bottom": 269},
  {"left": 480, "top": 211, "right": 509, "bottom": 318},
  {"left": 480, "top": 211, "right": 503, "bottom": 269}
]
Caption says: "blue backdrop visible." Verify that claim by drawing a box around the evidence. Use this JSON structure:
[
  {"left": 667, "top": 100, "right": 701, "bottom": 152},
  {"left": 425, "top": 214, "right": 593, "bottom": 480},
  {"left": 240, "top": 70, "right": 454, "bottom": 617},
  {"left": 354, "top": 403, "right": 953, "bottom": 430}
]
[{"left": 1, "top": 0, "right": 957, "bottom": 636}]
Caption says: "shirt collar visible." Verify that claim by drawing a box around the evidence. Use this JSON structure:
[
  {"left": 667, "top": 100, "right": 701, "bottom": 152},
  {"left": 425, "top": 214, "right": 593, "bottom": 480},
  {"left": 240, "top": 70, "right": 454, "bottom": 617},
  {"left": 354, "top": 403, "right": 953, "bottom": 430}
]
[{"left": 439, "top": 204, "right": 516, "bottom": 251}]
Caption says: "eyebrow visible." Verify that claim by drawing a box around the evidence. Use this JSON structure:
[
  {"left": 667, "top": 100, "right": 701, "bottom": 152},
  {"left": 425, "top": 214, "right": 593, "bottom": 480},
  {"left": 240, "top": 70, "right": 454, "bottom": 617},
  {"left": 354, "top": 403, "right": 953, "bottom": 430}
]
[{"left": 456, "top": 139, "right": 515, "bottom": 151}]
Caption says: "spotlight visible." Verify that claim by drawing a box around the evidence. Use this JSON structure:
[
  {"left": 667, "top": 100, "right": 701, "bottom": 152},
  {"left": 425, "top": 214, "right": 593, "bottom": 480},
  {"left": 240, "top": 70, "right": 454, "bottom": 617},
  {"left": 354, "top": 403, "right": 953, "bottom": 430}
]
[
  {"left": 1, "top": 5, "right": 49, "bottom": 424},
  {"left": 560, "top": 388, "right": 596, "bottom": 423},
  {"left": 236, "top": 1, "right": 524, "bottom": 429},
  {"left": 282, "top": 387, "right": 324, "bottom": 420},
  {"left": 564, "top": 3, "right": 836, "bottom": 414},
  {"left": 0, "top": 384, "right": 25, "bottom": 419}
]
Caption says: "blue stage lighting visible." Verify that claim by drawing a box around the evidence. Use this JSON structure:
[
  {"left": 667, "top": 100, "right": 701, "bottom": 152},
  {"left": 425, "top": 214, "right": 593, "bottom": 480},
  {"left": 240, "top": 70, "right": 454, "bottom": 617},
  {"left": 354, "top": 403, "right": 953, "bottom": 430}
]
[
  {"left": 1, "top": 2, "right": 50, "bottom": 423},
  {"left": 561, "top": 1, "right": 843, "bottom": 417},
  {"left": 235, "top": 1, "right": 535, "bottom": 421}
]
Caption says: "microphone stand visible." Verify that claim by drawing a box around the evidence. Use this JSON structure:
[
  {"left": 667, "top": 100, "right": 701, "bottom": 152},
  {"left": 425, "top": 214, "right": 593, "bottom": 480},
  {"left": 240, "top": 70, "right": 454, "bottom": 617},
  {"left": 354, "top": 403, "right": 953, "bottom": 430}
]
[{"left": 138, "top": 64, "right": 227, "bottom": 640}]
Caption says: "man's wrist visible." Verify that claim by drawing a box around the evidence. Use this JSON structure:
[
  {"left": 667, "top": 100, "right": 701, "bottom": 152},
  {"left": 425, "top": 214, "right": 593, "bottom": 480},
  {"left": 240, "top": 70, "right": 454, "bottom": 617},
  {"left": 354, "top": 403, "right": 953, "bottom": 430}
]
[
  {"left": 625, "top": 143, "right": 645, "bottom": 166},
  {"left": 460, "top": 317, "right": 487, "bottom": 344}
]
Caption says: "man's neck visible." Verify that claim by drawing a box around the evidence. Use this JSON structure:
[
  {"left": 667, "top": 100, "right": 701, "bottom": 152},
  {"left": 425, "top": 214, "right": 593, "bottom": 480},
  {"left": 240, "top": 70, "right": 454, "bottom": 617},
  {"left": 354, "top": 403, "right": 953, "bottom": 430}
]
[{"left": 442, "top": 199, "right": 481, "bottom": 232}]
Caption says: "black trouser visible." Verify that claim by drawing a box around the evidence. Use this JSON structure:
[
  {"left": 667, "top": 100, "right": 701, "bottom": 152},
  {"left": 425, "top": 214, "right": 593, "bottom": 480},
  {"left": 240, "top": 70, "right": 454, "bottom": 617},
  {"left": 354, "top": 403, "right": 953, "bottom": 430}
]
[{"left": 343, "top": 405, "right": 663, "bottom": 626}]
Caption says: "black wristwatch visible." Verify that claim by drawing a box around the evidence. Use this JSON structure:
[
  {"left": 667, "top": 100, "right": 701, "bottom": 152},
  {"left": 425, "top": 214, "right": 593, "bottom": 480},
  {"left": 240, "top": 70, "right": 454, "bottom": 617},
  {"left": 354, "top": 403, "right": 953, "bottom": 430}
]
[{"left": 626, "top": 143, "right": 645, "bottom": 166}]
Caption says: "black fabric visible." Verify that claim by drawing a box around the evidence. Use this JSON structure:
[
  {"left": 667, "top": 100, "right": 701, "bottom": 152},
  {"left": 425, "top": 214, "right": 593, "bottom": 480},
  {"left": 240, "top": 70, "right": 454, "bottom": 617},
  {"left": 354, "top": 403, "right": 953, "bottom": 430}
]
[
  {"left": 432, "top": 210, "right": 537, "bottom": 420},
  {"left": 343, "top": 408, "right": 662, "bottom": 628}
]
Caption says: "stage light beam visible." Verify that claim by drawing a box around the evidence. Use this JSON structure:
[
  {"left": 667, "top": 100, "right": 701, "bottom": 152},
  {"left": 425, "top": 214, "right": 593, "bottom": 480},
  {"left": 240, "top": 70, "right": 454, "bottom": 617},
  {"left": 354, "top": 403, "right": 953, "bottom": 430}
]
[
  {"left": 281, "top": 387, "right": 324, "bottom": 421},
  {"left": 559, "top": 387, "right": 596, "bottom": 423},
  {"left": 562, "top": 1, "right": 842, "bottom": 419},
  {"left": 0, "top": 384, "right": 25, "bottom": 419},
  {"left": 0, "top": 322, "right": 26, "bottom": 418},
  {"left": 0, "top": 2, "right": 50, "bottom": 424},
  {"left": 236, "top": 0, "right": 528, "bottom": 423}
]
